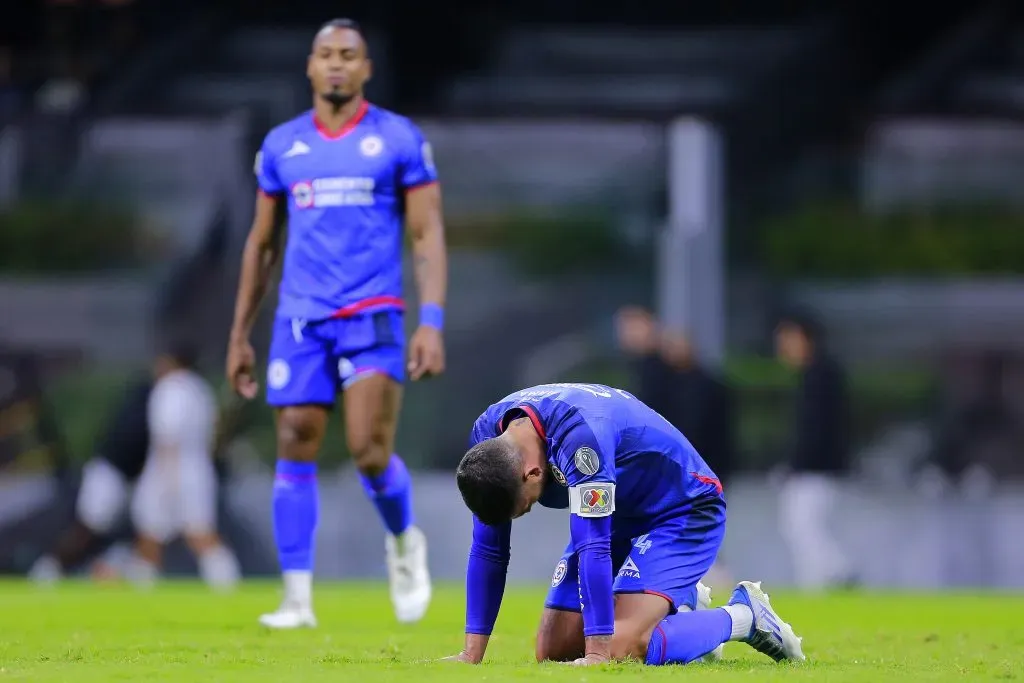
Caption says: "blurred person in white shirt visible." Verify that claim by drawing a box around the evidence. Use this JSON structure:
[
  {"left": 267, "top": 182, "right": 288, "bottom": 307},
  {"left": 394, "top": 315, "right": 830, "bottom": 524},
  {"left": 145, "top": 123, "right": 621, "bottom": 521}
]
[{"left": 126, "top": 338, "right": 240, "bottom": 590}]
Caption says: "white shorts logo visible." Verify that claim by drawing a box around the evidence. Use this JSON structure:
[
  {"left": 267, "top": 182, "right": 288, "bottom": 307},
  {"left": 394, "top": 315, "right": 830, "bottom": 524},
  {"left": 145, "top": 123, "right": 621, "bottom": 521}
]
[
  {"left": 617, "top": 557, "right": 640, "bottom": 579},
  {"left": 338, "top": 357, "right": 355, "bottom": 380},
  {"left": 551, "top": 558, "right": 568, "bottom": 587},
  {"left": 360, "top": 135, "right": 384, "bottom": 157},
  {"left": 267, "top": 359, "right": 291, "bottom": 390}
]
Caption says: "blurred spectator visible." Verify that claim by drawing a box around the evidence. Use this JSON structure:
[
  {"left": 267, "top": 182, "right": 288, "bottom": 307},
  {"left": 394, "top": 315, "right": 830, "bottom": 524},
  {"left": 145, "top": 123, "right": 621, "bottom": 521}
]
[
  {"left": 775, "top": 311, "right": 854, "bottom": 590},
  {"left": 923, "top": 351, "right": 1005, "bottom": 497},
  {"left": 29, "top": 375, "right": 153, "bottom": 582},
  {"left": 615, "top": 306, "right": 735, "bottom": 486},
  {"left": 616, "top": 306, "right": 736, "bottom": 588},
  {"left": 126, "top": 337, "right": 240, "bottom": 591}
]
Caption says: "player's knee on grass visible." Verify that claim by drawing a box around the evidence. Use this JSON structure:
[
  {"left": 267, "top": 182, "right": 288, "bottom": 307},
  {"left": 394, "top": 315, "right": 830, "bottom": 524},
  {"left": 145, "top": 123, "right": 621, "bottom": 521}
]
[
  {"left": 276, "top": 407, "right": 327, "bottom": 463},
  {"left": 610, "top": 621, "right": 656, "bottom": 661},
  {"left": 535, "top": 609, "right": 585, "bottom": 662},
  {"left": 534, "top": 616, "right": 654, "bottom": 662}
]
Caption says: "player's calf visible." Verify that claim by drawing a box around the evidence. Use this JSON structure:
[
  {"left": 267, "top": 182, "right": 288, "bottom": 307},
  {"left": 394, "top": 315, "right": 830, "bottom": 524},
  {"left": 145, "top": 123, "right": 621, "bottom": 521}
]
[
  {"left": 345, "top": 374, "right": 431, "bottom": 623},
  {"left": 263, "top": 405, "right": 326, "bottom": 627}
]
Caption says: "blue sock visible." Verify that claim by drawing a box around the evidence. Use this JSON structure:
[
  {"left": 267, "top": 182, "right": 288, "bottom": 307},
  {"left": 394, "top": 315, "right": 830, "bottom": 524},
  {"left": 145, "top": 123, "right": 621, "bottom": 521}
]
[
  {"left": 273, "top": 460, "right": 319, "bottom": 571},
  {"left": 645, "top": 609, "right": 734, "bottom": 665},
  {"left": 359, "top": 454, "right": 414, "bottom": 536}
]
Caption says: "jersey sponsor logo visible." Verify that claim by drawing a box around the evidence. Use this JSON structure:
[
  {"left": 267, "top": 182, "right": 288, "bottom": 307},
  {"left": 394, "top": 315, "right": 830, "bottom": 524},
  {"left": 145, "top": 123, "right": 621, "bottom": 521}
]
[
  {"left": 574, "top": 446, "right": 600, "bottom": 476},
  {"left": 360, "top": 135, "right": 384, "bottom": 157},
  {"left": 290, "top": 177, "right": 376, "bottom": 209},
  {"left": 617, "top": 557, "right": 640, "bottom": 579},
  {"left": 550, "top": 463, "right": 567, "bottom": 486},
  {"left": 551, "top": 558, "right": 568, "bottom": 587},
  {"left": 282, "top": 140, "right": 311, "bottom": 158},
  {"left": 267, "top": 359, "right": 291, "bottom": 390},
  {"left": 570, "top": 482, "right": 615, "bottom": 517}
]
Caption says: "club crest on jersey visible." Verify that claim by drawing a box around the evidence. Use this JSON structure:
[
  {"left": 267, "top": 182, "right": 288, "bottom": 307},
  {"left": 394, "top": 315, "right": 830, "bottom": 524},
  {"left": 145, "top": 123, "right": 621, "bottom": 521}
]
[
  {"left": 291, "top": 181, "right": 314, "bottom": 208},
  {"left": 267, "top": 359, "right": 291, "bottom": 390},
  {"left": 360, "top": 135, "right": 384, "bottom": 157},
  {"left": 550, "top": 463, "right": 567, "bottom": 487},
  {"left": 574, "top": 446, "right": 600, "bottom": 476},
  {"left": 551, "top": 558, "right": 568, "bottom": 587}
]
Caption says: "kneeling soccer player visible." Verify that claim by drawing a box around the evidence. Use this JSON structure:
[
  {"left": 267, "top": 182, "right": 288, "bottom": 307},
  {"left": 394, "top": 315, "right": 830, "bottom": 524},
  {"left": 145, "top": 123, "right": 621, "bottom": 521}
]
[{"left": 447, "top": 383, "right": 806, "bottom": 666}]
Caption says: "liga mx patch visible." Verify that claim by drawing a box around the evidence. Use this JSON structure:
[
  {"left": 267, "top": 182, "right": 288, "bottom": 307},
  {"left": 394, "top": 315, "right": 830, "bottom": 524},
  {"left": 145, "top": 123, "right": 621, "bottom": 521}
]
[
  {"left": 569, "top": 482, "right": 615, "bottom": 518},
  {"left": 574, "top": 446, "right": 600, "bottom": 476}
]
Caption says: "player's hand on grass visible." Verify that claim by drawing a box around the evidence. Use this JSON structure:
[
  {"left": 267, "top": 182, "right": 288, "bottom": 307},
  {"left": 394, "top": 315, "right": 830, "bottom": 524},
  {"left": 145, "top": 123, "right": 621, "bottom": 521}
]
[
  {"left": 569, "top": 653, "right": 611, "bottom": 667},
  {"left": 226, "top": 336, "right": 259, "bottom": 399},
  {"left": 408, "top": 325, "right": 445, "bottom": 381}
]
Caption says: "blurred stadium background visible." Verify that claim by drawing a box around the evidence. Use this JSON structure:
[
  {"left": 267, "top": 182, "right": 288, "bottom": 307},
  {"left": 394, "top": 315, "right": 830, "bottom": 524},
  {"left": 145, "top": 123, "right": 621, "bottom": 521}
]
[{"left": 1, "top": 0, "right": 1024, "bottom": 590}]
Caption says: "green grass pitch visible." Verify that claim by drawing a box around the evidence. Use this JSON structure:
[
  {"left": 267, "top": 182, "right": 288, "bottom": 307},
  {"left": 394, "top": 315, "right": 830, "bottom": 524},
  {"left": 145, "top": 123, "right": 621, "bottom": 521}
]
[{"left": 1, "top": 581, "right": 1022, "bottom": 681}]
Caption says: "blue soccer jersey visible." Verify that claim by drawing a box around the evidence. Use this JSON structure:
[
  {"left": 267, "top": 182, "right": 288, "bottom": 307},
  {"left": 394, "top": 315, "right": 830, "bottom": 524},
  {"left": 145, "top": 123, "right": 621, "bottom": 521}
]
[
  {"left": 255, "top": 101, "right": 438, "bottom": 322},
  {"left": 464, "top": 383, "right": 725, "bottom": 638}
]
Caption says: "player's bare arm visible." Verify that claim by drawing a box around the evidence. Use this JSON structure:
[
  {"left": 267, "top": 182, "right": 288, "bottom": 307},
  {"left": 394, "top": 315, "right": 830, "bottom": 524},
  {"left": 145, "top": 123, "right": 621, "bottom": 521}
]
[
  {"left": 406, "top": 182, "right": 448, "bottom": 381},
  {"left": 575, "top": 634, "right": 612, "bottom": 666},
  {"left": 227, "top": 191, "right": 284, "bottom": 398},
  {"left": 442, "top": 633, "right": 489, "bottom": 664}
]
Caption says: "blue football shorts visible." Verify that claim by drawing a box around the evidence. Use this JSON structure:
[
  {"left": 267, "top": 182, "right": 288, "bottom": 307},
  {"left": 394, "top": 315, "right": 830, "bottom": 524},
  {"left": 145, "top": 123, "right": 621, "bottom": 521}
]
[
  {"left": 265, "top": 310, "right": 405, "bottom": 407},
  {"left": 545, "top": 494, "right": 726, "bottom": 615}
]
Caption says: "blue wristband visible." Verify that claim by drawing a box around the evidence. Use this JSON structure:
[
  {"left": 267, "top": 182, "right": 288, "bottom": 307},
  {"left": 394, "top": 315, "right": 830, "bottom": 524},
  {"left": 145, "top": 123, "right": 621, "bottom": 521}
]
[{"left": 420, "top": 303, "right": 444, "bottom": 330}]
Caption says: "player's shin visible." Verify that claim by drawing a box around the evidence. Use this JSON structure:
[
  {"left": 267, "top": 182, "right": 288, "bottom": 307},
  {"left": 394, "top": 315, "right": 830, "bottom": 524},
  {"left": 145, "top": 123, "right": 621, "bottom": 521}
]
[
  {"left": 358, "top": 453, "right": 413, "bottom": 536},
  {"left": 644, "top": 609, "right": 737, "bottom": 665},
  {"left": 273, "top": 460, "right": 319, "bottom": 605}
]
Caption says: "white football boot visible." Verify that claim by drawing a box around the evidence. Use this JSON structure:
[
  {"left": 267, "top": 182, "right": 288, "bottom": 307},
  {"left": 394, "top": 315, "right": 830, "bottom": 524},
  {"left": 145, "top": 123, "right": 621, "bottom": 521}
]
[
  {"left": 696, "top": 581, "right": 725, "bottom": 661},
  {"left": 386, "top": 525, "right": 431, "bottom": 623},
  {"left": 728, "top": 581, "right": 806, "bottom": 662},
  {"left": 259, "top": 571, "right": 317, "bottom": 629},
  {"left": 259, "top": 603, "right": 318, "bottom": 629}
]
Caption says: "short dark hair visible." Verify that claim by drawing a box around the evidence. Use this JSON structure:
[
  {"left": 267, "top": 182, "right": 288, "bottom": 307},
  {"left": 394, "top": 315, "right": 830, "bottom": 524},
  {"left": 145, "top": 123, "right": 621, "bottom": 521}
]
[
  {"left": 456, "top": 438, "right": 522, "bottom": 526},
  {"left": 316, "top": 18, "right": 369, "bottom": 52}
]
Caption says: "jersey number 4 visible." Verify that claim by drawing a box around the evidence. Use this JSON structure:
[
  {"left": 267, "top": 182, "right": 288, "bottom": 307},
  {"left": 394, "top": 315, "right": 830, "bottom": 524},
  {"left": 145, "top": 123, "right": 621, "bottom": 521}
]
[{"left": 633, "top": 534, "right": 652, "bottom": 555}]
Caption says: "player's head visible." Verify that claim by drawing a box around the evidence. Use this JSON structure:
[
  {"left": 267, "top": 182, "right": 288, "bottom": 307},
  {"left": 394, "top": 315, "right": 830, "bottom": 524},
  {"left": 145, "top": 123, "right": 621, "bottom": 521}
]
[
  {"left": 775, "top": 310, "right": 822, "bottom": 368},
  {"left": 456, "top": 434, "right": 547, "bottom": 525},
  {"left": 307, "top": 18, "right": 372, "bottom": 110}
]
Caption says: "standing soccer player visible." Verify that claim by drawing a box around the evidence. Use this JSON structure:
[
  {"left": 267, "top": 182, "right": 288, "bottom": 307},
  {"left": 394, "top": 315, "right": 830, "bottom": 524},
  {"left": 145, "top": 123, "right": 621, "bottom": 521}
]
[{"left": 226, "top": 19, "right": 446, "bottom": 627}]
